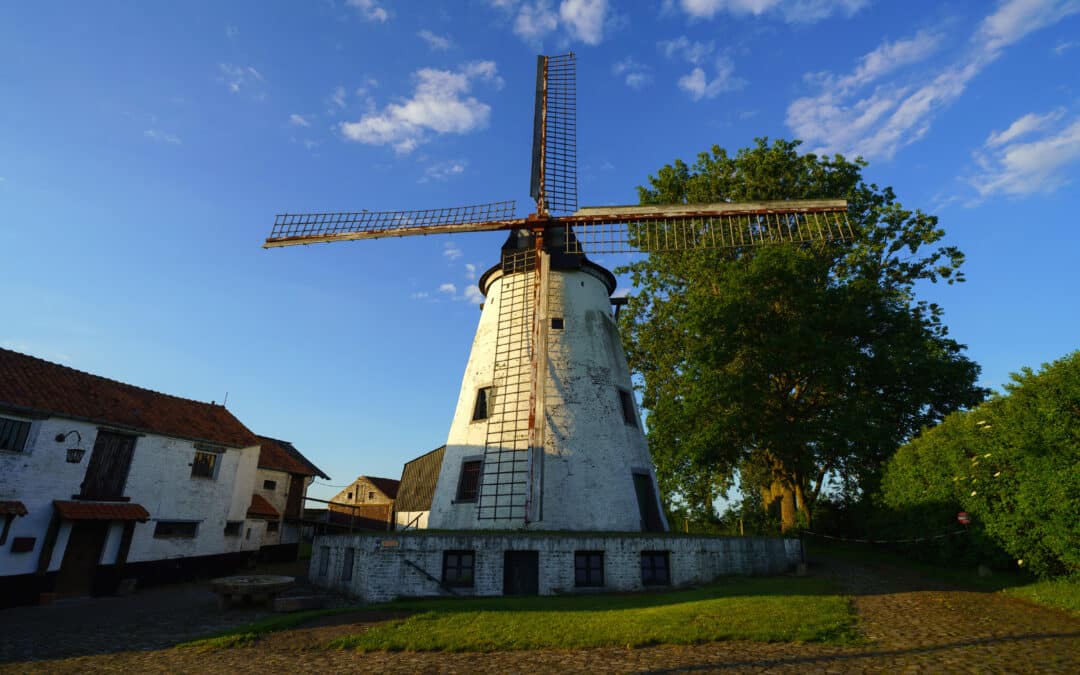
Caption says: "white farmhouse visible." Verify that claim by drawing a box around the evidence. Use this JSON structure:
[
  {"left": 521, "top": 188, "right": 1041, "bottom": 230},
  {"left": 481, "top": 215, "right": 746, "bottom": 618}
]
[{"left": 0, "top": 348, "right": 320, "bottom": 607}]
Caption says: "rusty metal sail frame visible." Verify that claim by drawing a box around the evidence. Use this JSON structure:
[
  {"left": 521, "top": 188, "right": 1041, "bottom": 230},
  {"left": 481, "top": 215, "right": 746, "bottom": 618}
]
[{"left": 263, "top": 53, "right": 854, "bottom": 527}]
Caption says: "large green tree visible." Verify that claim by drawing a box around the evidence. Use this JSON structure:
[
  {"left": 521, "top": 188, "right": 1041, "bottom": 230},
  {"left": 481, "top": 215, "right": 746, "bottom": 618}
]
[{"left": 619, "top": 138, "right": 986, "bottom": 530}]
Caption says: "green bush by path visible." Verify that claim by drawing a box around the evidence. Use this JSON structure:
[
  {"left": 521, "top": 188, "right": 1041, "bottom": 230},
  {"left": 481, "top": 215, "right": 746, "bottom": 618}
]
[
  {"left": 879, "top": 350, "right": 1080, "bottom": 578},
  {"left": 1003, "top": 577, "right": 1080, "bottom": 616},
  {"left": 329, "top": 576, "right": 858, "bottom": 652}
]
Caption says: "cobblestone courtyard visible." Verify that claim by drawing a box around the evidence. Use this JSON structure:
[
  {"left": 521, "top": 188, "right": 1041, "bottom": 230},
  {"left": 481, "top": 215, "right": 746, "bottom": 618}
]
[{"left": 1, "top": 556, "right": 1076, "bottom": 673}]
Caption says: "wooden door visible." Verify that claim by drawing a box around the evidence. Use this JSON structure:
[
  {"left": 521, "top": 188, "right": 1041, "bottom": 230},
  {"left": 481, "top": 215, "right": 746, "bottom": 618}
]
[
  {"left": 285, "top": 475, "right": 304, "bottom": 518},
  {"left": 55, "top": 521, "right": 108, "bottom": 595},
  {"left": 503, "top": 550, "right": 539, "bottom": 596},
  {"left": 81, "top": 431, "right": 137, "bottom": 500}
]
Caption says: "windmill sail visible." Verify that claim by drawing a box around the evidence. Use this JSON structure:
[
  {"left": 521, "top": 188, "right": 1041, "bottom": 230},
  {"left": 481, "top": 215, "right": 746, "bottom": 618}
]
[
  {"left": 561, "top": 200, "right": 852, "bottom": 255},
  {"left": 529, "top": 53, "right": 577, "bottom": 216},
  {"left": 263, "top": 200, "right": 520, "bottom": 247}
]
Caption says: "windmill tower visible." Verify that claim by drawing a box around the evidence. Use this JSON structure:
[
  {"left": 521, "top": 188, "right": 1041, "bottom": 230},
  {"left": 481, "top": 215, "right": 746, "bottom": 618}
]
[{"left": 265, "top": 53, "right": 851, "bottom": 534}]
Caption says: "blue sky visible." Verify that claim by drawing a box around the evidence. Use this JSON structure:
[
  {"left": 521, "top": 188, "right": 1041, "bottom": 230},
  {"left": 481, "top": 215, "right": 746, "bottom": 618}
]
[{"left": 2, "top": 1, "right": 1078, "bottom": 501}]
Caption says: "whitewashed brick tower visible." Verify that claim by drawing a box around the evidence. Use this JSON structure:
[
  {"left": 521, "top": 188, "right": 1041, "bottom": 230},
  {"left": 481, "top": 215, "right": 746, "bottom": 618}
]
[{"left": 428, "top": 229, "right": 669, "bottom": 532}]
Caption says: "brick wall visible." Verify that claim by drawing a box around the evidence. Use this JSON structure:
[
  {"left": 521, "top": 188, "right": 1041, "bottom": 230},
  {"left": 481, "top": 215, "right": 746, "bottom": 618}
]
[{"left": 310, "top": 532, "right": 801, "bottom": 602}]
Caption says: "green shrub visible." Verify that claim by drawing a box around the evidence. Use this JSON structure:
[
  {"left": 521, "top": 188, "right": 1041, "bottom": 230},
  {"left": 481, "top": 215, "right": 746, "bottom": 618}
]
[{"left": 879, "top": 351, "right": 1080, "bottom": 578}]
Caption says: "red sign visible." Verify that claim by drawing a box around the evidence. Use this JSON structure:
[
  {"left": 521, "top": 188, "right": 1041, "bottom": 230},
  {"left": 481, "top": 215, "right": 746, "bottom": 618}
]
[{"left": 957, "top": 511, "right": 971, "bottom": 525}]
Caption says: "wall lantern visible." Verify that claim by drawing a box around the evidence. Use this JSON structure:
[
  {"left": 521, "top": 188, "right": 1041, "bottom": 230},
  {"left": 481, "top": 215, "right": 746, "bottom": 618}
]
[{"left": 56, "top": 430, "right": 85, "bottom": 463}]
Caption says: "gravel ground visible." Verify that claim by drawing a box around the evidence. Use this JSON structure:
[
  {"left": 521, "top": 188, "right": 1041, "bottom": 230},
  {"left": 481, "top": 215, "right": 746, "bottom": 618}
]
[{"left": 1, "top": 555, "right": 1076, "bottom": 673}]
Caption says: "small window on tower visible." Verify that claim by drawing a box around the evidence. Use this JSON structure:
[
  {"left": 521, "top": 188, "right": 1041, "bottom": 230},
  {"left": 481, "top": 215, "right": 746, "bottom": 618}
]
[
  {"left": 619, "top": 389, "right": 638, "bottom": 428},
  {"left": 472, "top": 387, "right": 493, "bottom": 421},
  {"left": 456, "top": 460, "right": 482, "bottom": 502},
  {"left": 368, "top": 491, "right": 375, "bottom": 500},
  {"left": 551, "top": 317, "right": 564, "bottom": 329},
  {"left": 347, "top": 492, "right": 353, "bottom": 500},
  {"left": 263, "top": 479, "right": 277, "bottom": 490}
]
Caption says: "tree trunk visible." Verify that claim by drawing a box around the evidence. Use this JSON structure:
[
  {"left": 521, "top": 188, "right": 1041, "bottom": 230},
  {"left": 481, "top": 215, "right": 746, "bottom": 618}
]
[
  {"left": 779, "top": 485, "right": 797, "bottom": 532},
  {"left": 761, "top": 478, "right": 798, "bottom": 532},
  {"left": 794, "top": 481, "right": 812, "bottom": 529}
]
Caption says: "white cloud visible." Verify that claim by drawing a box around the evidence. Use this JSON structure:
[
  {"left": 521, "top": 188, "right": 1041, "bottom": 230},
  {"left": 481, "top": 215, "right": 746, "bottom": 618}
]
[
  {"left": 1054, "top": 39, "right": 1078, "bottom": 54},
  {"left": 496, "top": 0, "right": 610, "bottom": 45},
  {"left": 786, "top": 0, "right": 1080, "bottom": 160},
  {"left": 463, "top": 286, "right": 485, "bottom": 304},
  {"left": 418, "top": 29, "right": 452, "bottom": 50},
  {"left": 329, "top": 85, "right": 347, "bottom": 111},
  {"left": 986, "top": 108, "right": 1065, "bottom": 147},
  {"left": 303, "top": 139, "right": 319, "bottom": 150},
  {"left": 411, "top": 291, "right": 430, "bottom": 299},
  {"left": 612, "top": 57, "right": 652, "bottom": 89},
  {"left": 439, "top": 282, "right": 458, "bottom": 294},
  {"left": 465, "top": 263, "right": 478, "bottom": 279},
  {"left": 423, "top": 160, "right": 467, "bottom": 181},
  {"left": 514, "top": 0, "right": 560, "bottom": 42},
  {"left": 675, "top": 0, "right": 867, "bottom": 23},
  {"left": 443, "top": 242, "right": 464, "bottom": 260},
  {"left": 972, "top": 111, "right": 1080, "bottom": 197},
  {"left": 677, "top": 57, "right": 743, "bottom": 100},
  {"left": 559, "top": 0, "right": 608, "bottom": 45},
  {"left": 289, "top": 113, "right": 310, "bottom": 127},
  {"left": 143, "top": 129, "right": 181, "bottom": 145},
  {"left": 340, "top": 61, "right": 501, "bottom": 154},
  {"left": 658, "top": 36, "right": 714, "bottom": 64},
  {"left": 347, "top": 0, "right": 389, "bottom": 22},
  {"left": 218, "top": 63, "right": 263, "bottom": 94},
  {"left": 660, "top": 37, "right": 743, "bottom": 100}
]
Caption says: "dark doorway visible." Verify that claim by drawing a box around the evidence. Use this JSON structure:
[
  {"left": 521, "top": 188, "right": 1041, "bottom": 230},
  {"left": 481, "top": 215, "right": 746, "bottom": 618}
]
[
  {"left": 633, "top": 472, "right": 666, "bottom": 532},
  {"left": 503, "top": 550, "right": 539, "bottom": 596},
  {"left": 81, "top": 431, "right": 137, "bottom": 500},
  {"left": 55, "top": 521, "right": 109, "bottom": 596}
]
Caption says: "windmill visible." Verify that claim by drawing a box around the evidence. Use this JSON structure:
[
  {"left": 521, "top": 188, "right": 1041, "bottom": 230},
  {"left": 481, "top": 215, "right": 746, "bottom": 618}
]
[{"left": 265, "top": 53, "right": 851, "bottom": 532}]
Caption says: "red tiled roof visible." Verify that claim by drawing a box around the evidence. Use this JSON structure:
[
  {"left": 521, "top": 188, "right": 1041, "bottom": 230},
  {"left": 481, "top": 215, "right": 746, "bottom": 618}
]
[
  {"left": 247, "top": 493, "right": 280, "bottom": 519},
  {"left": 366, "top": 476, "right": 400, "bottom": 499},
  {"left": 256, "top": 435, "right": 328, "bottom": 479},
  {"left": 0, "top": 500, "right": 28, "bottom": 516},
  {"left": 0, "top": 348, "right": 259, "bottom": 448},
  {"left": 53, "top": 500, "right": 150, "bottom": 521}
]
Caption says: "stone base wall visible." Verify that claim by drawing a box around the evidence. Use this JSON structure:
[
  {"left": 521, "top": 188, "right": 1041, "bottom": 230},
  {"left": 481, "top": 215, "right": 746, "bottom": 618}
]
[{"left": 309, "top": 532, "right": 802, "bottom": 603}]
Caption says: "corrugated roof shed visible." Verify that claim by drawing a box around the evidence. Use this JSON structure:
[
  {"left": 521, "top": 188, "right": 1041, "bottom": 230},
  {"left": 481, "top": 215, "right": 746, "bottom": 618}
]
[
  {"left": 0, "top": 348, "right": 258, "bottom": 449},
  {"left": 395, "top": 445, "right": 445, "bottom": 512}
]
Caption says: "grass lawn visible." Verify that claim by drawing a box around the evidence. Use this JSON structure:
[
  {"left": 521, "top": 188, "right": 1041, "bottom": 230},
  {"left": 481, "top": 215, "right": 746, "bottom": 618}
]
[{"left": 330, "top": 576, "right": 858, "bottom": 652}]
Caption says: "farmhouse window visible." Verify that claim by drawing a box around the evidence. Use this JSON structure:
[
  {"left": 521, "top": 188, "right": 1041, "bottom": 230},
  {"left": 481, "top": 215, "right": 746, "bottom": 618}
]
[
  {"left": 618, "top": 389, "right": 637, "bottom": 428},
  {"left": 81, "top": 431, "right": 137, "bottom": 500},
  {"left": 472, "top": 386, "right": 493, "bottom": 421},
  {"left": 223, "top": 521, "right": 242, "bottom": 536},
  {"left": 368, "top": 491, "right": 375, "bottom": 500},
  {"left": 190, "top": 448, "right": 221, "bottom": 479},
  {"left": 575, "top": 551, "right": 604, "bottom": 587},
  {"left": 0, "top": 416, "right": 31, "bottom": 454},
  {"left": 153, "top": 520, "right": 198, "bottom": 538},
  {"left": 456, "top": 460, "right": 482, "bottom": 502},
  {"left": 267, "top": 520, "right": 279, "bottom": 533},
  {"left": 641, "top": 551, "right": 670, "bottom": 586},
  {"left": 263, "top": 479, "right": 277, "bottom": 490},
  {"left": 442, "top": 550, "right": 475, "bottom": 587},
  {"left": 342, "top": 547, "right": 355, "bottom": 581},
  {"left": 347, "top": 492, "right": 353, "bottom": 500}
]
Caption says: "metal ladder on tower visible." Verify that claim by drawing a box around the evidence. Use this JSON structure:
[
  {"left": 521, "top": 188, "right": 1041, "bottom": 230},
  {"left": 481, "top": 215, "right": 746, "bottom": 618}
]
[{"left": 476, "top": 249, "right": 536, "bottom": 522}]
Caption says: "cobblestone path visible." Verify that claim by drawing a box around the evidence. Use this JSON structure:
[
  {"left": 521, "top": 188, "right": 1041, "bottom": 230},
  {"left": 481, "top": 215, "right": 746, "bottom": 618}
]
[{"left": 2, "top": 556, "right": 1076, "bottom": 673}]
